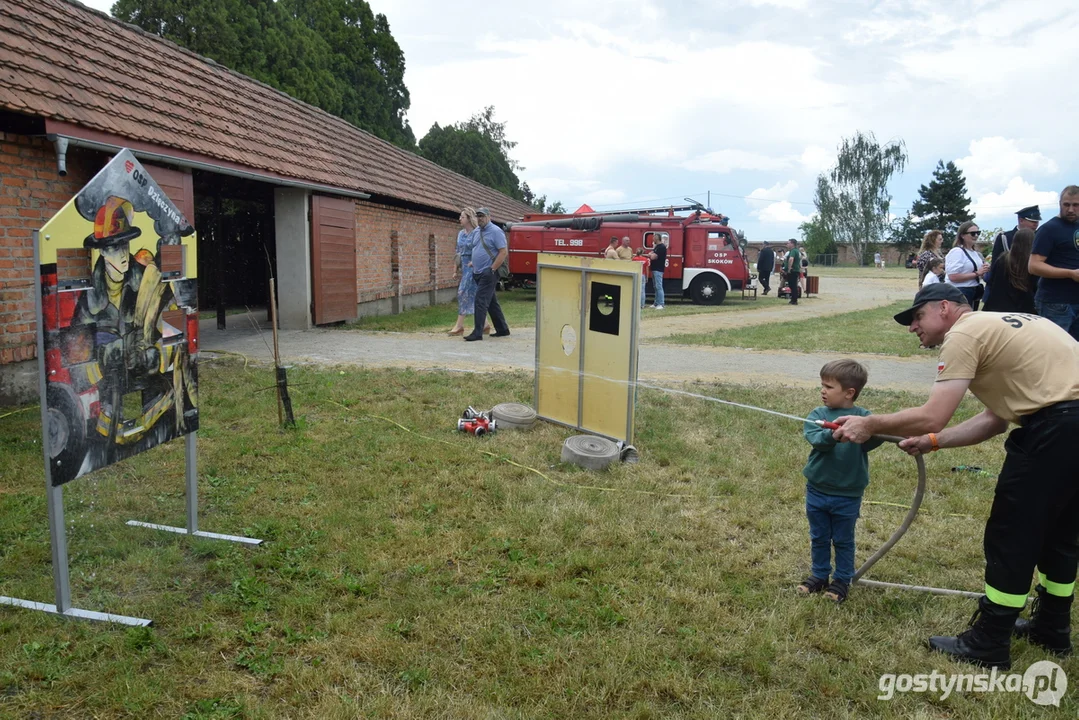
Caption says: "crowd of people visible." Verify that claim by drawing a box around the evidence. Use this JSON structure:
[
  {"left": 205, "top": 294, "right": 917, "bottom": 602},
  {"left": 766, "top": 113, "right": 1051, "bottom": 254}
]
[
  {"left": 755, "top": 238, "right": 809, "bottom": 304},
  {"left": 913, "top": 186, "right": 1079, "bottom": 341}
]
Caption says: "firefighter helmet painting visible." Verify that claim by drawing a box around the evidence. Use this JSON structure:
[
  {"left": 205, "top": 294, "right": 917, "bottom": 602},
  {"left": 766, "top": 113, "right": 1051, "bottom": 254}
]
[{"left": 39, "top": 150, "right": 199, "bottom": 485}]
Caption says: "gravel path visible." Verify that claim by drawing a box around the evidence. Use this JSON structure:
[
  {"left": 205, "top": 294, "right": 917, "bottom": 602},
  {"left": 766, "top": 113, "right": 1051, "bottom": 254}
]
[{"left": 201, "top": 276, "right": 936, "bottom": 393}]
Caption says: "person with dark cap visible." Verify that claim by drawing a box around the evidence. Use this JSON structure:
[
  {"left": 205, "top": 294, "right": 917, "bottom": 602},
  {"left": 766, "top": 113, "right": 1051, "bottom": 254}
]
[
  {"left": 1030, "top": 186, "right": 1079, "bottom": 341},
  {"left": 984, "top": 206, "right": 1040, "bottom": 306},
  {"left": 832, "top": 283, "right": 1079, "bottom": 669},
  {"left": 465, "top": 207, "right": 510, "bottom": 341}
]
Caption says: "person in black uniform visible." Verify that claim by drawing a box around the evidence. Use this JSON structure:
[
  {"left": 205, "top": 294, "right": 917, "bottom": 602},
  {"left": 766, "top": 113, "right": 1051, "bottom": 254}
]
[
  {"left": 757, "top": 242, "right": 775, "bottom": 295},
  {"left": 984, "top": 206, "right": 1040, "bottom": 306},
  {"left": 834, "top": 283, "right": 1079, "bottom": 669}
]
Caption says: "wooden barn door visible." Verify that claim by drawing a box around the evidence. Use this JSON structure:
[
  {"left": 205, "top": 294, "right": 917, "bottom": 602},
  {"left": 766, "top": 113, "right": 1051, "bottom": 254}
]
[
  {"left": 144, "top": 164, "right": 195, "bottom": 221},
  {"left": 310, "top": 195, "right": 357, "bottom": 325}
]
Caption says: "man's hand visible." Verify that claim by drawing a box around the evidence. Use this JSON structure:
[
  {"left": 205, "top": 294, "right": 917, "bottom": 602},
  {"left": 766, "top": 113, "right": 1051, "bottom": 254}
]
[
  {"left": 1071, "top": 268, "right": 1079, "bottom": 283},
  {"left": 831, "top": 415, "right": 873, "bottom": 443},
  {"left": 898, "top": 435, "right": 933, "bottom": 456}
]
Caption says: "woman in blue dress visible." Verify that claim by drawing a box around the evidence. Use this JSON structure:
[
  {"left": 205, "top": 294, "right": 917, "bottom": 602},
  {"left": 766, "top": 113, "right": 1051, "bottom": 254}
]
[{"left": 449, "top": 207, "right": 489, "bottom": 335}]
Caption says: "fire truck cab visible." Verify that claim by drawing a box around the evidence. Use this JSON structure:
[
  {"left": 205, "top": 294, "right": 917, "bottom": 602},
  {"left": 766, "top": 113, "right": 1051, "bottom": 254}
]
[{"left": 506, "top": 205, "right": 753, "bottom": 305}]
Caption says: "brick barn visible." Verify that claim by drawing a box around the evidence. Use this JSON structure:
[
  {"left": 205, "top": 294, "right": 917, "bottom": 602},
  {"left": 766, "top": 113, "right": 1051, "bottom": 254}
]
[{"left": 0, "top": 0, "right": 532, "bottom": 403}]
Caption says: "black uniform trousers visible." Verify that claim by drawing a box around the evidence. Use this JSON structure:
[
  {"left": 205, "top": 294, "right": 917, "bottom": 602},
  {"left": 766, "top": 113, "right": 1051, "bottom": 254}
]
[
  {"left": 983, "top": 408, "right": 1079, "bottom": 607},
  {"left": 786, "top": 270, "right": 801, "bottom": 304},
  {"left": 472, "top": 268, "right": 509, "bottom": 337},
  {"left": 758, "top": 266, "right": 772, "bottom": 293}
]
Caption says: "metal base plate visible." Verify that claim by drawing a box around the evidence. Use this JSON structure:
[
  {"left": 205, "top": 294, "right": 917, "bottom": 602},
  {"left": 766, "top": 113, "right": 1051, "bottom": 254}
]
[
  {"left": 126, "top": 520, "right": 263, "bottom": 545},
  {"left": 0, "top": 596, "right": 152, "bottom": 626}
]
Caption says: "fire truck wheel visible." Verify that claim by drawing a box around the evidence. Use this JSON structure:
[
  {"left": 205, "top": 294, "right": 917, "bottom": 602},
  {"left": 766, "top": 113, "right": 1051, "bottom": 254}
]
[
  {"left": 45, "top": 382, "right": 86, "bottom": 485},
  {"left": 690, "top": 275, "right": 727, "bottom": 305}
]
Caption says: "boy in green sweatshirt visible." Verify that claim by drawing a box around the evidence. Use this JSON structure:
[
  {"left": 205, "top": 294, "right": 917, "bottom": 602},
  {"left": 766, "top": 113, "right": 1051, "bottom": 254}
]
[{"left": 796, "top": 359, "right": 884, "bottom": 603}]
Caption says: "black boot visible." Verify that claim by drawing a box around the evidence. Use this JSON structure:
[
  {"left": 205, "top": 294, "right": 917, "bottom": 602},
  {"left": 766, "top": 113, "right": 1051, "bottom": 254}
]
[
  {"left": 1014, "top": 585, "right": 1073, "bottom": 656},
  {"left": 928, "top": 596, "right": 1017, "bottom": 669}
]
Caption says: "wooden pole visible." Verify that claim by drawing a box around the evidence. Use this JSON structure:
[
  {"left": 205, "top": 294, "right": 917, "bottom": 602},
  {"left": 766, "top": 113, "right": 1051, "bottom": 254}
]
[{"left": 269, "top": 278, "right": 283, "bottom": 427}]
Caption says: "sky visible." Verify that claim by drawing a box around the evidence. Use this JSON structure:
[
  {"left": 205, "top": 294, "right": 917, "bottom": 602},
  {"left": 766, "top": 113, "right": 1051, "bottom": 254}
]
[{"left": 85, "top": 0, "right": 1079, "bottom": 241}]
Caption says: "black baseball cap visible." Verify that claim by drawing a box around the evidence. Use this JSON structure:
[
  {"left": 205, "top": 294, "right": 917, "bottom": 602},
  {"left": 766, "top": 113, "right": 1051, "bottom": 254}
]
[{"left": 893, "top": 284, "right": 969, "bottom": 326}]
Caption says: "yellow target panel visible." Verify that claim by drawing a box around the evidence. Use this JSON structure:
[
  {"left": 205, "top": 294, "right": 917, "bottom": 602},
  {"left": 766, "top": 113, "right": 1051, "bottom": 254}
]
[{"left": 535, "top": 254, "right": 640, "bottom": 443}]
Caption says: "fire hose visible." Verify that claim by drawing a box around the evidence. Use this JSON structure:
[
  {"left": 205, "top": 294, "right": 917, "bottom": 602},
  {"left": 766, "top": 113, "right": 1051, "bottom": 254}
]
[
  {"left": 851, "top": 434, "right": 979, "bottom": 598},
  {"left": 199, "top": 353, "right": 983, "bottom": 598},
  {"left": 625, "top": 383, "right": 983, "bottom": 598}
]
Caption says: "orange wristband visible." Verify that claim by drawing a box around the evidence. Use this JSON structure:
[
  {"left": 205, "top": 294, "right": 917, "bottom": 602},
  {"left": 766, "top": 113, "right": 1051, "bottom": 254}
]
[{"left": 927, "top": 433, "right": 939, "bottom": 452}]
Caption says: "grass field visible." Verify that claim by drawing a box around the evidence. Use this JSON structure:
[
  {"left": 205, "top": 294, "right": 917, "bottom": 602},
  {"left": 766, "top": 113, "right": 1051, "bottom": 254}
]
[
  {"left": 1, "top": 361, "right": 1070, "bottom": 718},
  {"left": 667, "top": 301, "right": 937, "bottom": 358}
]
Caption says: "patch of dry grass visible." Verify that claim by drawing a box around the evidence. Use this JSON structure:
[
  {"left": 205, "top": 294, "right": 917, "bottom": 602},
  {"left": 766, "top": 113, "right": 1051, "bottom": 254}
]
[{"left": 0, "top": 363, "right": 1070, "bottom": 718}]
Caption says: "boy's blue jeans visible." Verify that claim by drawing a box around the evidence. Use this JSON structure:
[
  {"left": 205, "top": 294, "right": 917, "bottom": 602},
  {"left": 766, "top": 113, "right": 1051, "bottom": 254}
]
[{"left": 806, "top": 484, "right": 861, "bottom": 584}]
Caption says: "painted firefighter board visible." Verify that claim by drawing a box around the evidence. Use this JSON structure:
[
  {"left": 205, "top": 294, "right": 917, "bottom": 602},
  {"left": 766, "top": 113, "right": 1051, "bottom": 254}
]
[
  {"left": 534, "top": 253, "right": 640, "bottom": 443},
  {"left": 39, "top": 149, "right": 199, "bottom": 485}
]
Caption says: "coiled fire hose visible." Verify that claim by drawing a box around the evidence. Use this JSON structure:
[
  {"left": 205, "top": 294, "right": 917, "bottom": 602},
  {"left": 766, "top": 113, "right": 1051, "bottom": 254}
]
[{"left": 852, "top": 433, "right": 980, "bottom": 598}]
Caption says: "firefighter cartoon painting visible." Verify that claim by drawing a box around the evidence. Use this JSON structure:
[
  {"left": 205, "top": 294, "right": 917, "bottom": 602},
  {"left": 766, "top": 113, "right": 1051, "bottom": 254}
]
[{"left": 39, "top": 150, "right": 199, "bottom": 485}]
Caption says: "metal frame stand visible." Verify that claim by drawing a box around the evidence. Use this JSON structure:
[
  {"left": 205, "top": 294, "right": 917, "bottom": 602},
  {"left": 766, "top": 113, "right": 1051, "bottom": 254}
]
[
  {"left": 0, "top": 230, "right": 152, "bottom": 626},
  {"left": 126, "top": 432, "right": 263, "bottom": 546},
  {"left": 1, "top": 230, "right": 260, "bottom": 629}
]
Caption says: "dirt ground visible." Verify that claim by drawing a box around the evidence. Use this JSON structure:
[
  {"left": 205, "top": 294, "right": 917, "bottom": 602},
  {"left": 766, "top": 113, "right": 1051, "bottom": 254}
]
[{"left": 200, "top": 275, "right": 935, "bottom": 393}]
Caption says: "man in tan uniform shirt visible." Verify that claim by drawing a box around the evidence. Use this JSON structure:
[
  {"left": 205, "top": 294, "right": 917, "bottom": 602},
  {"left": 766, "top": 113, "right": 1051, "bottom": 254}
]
[
  {"left": 617, "top": 236, "right": 634, "bottom": 261},
  {"left": 833, "top": 283, "right": 1079, "bottom": 669}
]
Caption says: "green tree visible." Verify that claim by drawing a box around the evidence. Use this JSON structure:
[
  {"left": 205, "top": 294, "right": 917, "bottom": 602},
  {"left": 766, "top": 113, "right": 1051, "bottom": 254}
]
[
  {"left": 814, "top": 132, "right": 908, "bottom": 265},
  {"left": 547, "top": 201, "right": 566, "bottom": 214},
  {"left": 111, "top": 0, "right": 414, "bottom": 147},
  {"left": 418, "top": 125, "right": 523, "bottom": 200},
  {"left": 910, "top": 160, "right": 974, "bottom": 237},
  {"left": 799, "top": 216, "right": 837, "bottom": 260},
  {"left": 462, "top": 106, "right": 522, "bottom": 172},
  {"left": 888, "top": 213, "right": 924, "bottom": 255}
]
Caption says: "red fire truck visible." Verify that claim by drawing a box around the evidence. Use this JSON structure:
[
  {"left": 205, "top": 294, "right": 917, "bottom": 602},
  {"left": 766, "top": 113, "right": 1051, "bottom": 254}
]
[{"left": 506, "top": 204, "right": 754, "bottom": 304}]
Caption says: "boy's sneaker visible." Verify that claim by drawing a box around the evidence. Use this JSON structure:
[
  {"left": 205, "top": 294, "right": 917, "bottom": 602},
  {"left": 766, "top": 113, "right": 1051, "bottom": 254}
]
[
  {"left": 824, "top": 580, "right": 850, "bottom": 604},
  {"left": 654, "top": 305, "right": 664, "bottom": 310},
  {"left": 796, "top": 576, "right": 829, "bottom": 595}
]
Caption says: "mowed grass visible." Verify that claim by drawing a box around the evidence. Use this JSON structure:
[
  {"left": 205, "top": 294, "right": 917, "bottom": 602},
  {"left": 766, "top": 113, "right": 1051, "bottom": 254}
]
[
  {"left": 348, "top": 287, "right": 777, "bottom": 332},
  {"left": 1, "top": 362, "right": 1069, "bottom": 718},
  {"left": 667, "top": 301, "right": 937, "bottom": 357}
]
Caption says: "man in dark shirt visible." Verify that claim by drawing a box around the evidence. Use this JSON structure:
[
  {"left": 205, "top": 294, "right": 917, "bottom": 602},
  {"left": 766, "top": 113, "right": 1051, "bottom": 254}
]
[
  {"left": 757, "top": 242, "right": 775, "bottom": 295},
  {"left": 784, "top": 238, "right": 801, "bottom": 305},
  {"left": 648, "top": 235, "right": 668, "bottom": 309},
  {"left": 1030, "top": 187, "right": 1079, "bottom": 341},
  {"left": 985, "top": 206, "right": 1040, "bottom": 306}
]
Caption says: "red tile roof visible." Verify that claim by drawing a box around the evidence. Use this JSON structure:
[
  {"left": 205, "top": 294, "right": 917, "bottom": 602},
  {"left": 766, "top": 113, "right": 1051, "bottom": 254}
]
[{"left": 0, "top": 0, "right": 534, "bottom": 222}]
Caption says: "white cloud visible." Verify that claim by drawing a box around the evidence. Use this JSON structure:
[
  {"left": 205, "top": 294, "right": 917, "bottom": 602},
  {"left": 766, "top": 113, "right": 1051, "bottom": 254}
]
[
  {"left": 971, "top": 178, "right": 1059, "bottom": 222},
  {"left": 745, "top": 181, "right": 811, "bottom": 224},
  {"left": 799, "top": 146, "right": 833, "bottom": 175},
  {"left": 681, "top": 150, "right": 793, "bottom": 174},
  {"left": 746, "top": 181, "right": 799, "bottom": 210},
  {"left": 747, "top": 0, "right": 809, "bottom": 8},
  {"left": 580, "top": 189, "right": 627, "bottom": 206},
  {"left": 757, "top": 201, "right": 812, "bottom": 224},
  {"left": 956, "top": 137, "right": 1058, "bottom": 194}
]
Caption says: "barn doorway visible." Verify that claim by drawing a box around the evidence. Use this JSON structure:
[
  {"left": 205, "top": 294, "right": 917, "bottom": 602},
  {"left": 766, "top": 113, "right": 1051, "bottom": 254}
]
[{"left": 193, "top": 171, "right": 277, "bottom": 329}]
